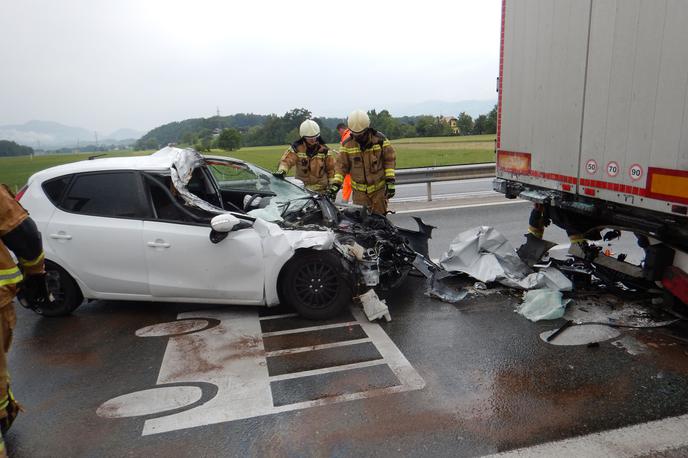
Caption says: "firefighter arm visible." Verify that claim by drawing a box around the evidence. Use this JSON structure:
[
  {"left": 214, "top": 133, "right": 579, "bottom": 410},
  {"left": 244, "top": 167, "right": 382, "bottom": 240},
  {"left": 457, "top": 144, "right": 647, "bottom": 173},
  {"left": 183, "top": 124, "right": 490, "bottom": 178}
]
[
  {"left": 332, "top": 149, "right": 349, "bottom": 186},
  {"left": 326, "top": 152, "right": 336, "bottom": 184},
  {"left": 277, "top": 149, "right": 296, "bottom": 174},
  {"left": 1, "top": 217, "right": 45, "bottom": 275},
  {"left": 382, "top": 140, "right": 396, "bottom": 180}
]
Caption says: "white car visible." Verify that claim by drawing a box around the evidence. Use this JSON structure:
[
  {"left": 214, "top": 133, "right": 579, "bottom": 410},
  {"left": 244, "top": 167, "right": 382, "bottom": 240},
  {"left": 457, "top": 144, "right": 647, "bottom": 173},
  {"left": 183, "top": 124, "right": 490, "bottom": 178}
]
[{"left": 18, "top": 147, "right": 433, "bottom": 319}]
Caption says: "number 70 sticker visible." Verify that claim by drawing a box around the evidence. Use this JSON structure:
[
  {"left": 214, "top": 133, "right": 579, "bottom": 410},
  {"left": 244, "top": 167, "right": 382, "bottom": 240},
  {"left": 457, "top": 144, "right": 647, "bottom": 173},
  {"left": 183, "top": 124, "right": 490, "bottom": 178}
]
[{"left": 606, "top": 161, "right": 619, "bottom": 177}]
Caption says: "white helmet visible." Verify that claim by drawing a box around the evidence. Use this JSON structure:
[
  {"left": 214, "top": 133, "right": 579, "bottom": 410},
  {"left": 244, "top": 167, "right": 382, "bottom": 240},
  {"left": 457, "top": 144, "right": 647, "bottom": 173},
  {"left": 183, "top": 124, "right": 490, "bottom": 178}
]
[
  {"left": 347, "top": 109, "right": 370, "bottom": 133},
  {"left": 299, "top": 119, "right": 320, "bottom": 138}
]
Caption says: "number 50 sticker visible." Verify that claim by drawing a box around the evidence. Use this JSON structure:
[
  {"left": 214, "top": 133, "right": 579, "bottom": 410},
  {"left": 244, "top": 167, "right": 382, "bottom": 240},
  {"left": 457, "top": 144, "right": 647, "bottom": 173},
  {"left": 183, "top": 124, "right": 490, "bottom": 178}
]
[{"left": 629, "top": 164, "right": 643, "bottom": 181}]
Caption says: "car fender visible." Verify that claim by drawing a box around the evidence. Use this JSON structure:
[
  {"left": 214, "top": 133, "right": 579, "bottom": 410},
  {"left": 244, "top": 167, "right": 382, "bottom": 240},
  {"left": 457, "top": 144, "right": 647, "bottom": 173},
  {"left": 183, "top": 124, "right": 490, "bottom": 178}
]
[{"left": 252, "top": 218, "right": 335, "bottom": 305}]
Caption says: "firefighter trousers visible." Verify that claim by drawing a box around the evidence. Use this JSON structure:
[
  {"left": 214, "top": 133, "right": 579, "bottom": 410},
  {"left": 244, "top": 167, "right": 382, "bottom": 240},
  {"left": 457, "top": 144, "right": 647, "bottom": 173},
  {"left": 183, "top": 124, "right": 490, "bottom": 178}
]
[{"left": 352, "top": 188, "right": 388, "bottom": 215}]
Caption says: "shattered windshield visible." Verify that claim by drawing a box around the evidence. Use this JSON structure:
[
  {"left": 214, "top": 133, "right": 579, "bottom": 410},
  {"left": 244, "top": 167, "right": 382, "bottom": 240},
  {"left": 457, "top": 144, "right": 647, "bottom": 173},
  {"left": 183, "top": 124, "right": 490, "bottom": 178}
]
[{"left": 204, "top": 158, "right": 317, "bottom": 221}]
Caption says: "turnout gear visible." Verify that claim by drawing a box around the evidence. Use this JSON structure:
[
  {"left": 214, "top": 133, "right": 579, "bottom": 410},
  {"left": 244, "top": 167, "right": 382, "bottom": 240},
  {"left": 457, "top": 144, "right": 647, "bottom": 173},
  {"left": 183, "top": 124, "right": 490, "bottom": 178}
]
[
  {"left": 277, "top": 137, "right": 336, "bottom": 193},
  {"left": 333, "top": 128, "right": 396, "bottom": 215},
  {"left": 299, "top": 119, "right": 320, "bottom": 138},
  {"left": 347, "top": 109, "right": 370, "bottom": 133},
  {"left": 0, "top": 184, "right": 47, "bottom": 434}
]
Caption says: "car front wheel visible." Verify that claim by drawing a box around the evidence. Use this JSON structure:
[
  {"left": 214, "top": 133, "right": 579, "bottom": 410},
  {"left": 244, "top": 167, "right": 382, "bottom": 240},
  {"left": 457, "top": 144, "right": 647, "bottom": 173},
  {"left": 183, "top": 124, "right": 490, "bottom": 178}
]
[{"left": 280, "top": 251, "right": 352, "bottom": 320}]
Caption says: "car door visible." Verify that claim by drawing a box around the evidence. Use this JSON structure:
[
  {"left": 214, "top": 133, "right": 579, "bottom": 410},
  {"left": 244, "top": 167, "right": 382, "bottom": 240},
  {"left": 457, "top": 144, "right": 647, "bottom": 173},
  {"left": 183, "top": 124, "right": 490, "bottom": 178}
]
[
  {"left": 45, "top": 171, "right": 150, "bottom": 295},
  {"left": 142, "top": 172, "right": 265, "bottom": 303}
]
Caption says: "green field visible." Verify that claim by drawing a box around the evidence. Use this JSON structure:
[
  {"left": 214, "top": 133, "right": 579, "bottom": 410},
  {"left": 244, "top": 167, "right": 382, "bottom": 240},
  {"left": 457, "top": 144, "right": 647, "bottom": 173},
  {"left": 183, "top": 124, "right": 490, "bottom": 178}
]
[{"left": 0, "top": 135, "right": 496, "bottom": 191}]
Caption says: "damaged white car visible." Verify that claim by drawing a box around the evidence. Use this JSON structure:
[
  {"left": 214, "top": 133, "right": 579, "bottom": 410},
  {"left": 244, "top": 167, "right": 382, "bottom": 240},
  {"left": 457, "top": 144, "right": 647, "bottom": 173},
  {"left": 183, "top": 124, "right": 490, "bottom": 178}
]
[{"left": 17, "top": 147, "right": 436, "bottom": 319}]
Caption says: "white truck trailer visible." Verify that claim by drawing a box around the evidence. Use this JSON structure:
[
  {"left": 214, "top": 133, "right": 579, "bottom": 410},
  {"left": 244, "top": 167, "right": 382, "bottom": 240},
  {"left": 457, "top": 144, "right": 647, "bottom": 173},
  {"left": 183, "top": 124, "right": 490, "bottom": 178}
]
[{"left": 493, "top": 0, "right": 688, "bottom": 304}]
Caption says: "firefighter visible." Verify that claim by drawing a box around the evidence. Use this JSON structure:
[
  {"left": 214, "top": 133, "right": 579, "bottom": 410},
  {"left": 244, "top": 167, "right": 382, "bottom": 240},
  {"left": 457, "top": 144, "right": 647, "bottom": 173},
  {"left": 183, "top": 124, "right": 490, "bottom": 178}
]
[
  {"left": 0, "top": 184, "right": 52, "bottom": 452},
  {"left": 336, "top": 123, "right": 352, "bottom": 203},
  {"left": 327, "top": 110, "right": 396, "bottom": 215},
  {"left": 274, "top": 119, "right": 335, "bottom": 194}
]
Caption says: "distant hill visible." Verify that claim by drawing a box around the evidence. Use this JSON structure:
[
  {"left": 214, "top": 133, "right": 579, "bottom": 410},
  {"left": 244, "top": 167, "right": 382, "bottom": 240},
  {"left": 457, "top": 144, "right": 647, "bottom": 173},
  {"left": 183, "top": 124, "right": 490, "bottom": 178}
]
[
  {"left": 0, "top": 120, "right": 141, "bottom": 149},
  {"left": 389, "top": 99, "right": 497, "bottom": 118},
  {"left": 136, "top": 113, "right": 269, "bottom": 149}
]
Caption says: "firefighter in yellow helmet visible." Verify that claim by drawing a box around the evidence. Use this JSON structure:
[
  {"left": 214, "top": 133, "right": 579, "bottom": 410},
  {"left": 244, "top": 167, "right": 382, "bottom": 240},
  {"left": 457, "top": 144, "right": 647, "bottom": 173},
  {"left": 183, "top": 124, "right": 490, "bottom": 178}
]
[
  {"left": 274, "top": 119, "right": 336, "bottom": 194},
  {"left": 0, "top": 184, "right": 53, "bottom": 454},
  {"left": 327, "top": 110, "right": 396, "bottom": 214}
]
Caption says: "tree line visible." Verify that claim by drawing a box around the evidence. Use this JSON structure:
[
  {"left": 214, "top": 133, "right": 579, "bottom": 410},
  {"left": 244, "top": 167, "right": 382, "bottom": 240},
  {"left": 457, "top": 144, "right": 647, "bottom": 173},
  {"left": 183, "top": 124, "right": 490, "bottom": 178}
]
[
  {"left": 0, "top": 140, "right": 34, "bottom": 157},
  {"left": 134, "top": 105, "right": 497, "bottom": 152}
]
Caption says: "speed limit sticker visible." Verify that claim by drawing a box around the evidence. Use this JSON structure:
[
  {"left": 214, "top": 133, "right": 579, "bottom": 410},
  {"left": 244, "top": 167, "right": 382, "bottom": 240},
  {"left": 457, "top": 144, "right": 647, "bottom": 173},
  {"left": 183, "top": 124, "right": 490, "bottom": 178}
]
[
  {"left": 629, "top": 164, "right": 643, "bottom": 181},
  {"left": 606, "top": 161, "right": 619, "bottom": 177},
  {"left": 585, "top": 159, "right": 598, "bottom": 175}
]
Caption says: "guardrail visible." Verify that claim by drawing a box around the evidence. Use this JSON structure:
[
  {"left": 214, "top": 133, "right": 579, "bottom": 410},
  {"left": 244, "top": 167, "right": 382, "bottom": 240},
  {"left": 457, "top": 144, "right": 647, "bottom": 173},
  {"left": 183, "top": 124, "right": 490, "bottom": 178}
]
[{"left": 395, "top": 163, "right": 496, "bottom": 201}]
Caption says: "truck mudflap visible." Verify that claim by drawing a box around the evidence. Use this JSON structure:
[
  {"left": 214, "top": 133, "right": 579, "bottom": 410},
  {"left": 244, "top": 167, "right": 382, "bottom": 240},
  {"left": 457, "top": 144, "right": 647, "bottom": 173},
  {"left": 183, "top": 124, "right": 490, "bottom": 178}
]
[{"left": 663, "top": 267, "right": 688, "bottom": 305}]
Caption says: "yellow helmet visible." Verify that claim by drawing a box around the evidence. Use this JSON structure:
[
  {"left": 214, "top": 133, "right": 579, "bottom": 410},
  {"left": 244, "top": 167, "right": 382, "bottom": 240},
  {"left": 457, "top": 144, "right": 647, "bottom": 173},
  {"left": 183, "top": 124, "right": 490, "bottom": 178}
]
[
  {"left": 347, "top": 110, "right": 370, "bottom": 133},
  {"left": 299, "top": 119, "right": 320, "bottom": 138}
]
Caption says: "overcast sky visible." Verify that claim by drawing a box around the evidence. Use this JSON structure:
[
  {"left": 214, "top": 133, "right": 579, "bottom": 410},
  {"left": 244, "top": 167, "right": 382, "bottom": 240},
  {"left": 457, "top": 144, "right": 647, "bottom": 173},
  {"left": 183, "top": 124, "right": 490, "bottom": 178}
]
[{"left": 0, "top": 0, "right": 501, "bottom": 133}]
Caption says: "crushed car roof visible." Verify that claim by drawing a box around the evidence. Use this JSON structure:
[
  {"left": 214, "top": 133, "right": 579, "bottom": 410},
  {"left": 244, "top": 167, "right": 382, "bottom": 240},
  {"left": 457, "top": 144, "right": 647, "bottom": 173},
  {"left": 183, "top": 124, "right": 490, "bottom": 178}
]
[{"left": 28, "top": 147, "right": 246, "bottom": 184}]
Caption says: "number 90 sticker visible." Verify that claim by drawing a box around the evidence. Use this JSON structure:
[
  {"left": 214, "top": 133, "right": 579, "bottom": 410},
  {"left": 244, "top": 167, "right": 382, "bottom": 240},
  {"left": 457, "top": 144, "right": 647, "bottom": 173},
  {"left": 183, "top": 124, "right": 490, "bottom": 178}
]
[
  {"left": 629, "top": 164, "right": 643, "bottom": 181},
  {"left": 606, "top": 161, "right": 619, "bottom": 177},
  {"left": 585, "top": 159, "right": 598, "bottom": 175}
]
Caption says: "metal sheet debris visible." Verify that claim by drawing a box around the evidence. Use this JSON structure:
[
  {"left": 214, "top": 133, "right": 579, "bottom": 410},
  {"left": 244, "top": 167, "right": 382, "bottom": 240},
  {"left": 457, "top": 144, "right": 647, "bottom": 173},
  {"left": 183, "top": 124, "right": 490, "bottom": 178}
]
[{"left": 439, "top": 226, "right": 571, "bottom": 291}]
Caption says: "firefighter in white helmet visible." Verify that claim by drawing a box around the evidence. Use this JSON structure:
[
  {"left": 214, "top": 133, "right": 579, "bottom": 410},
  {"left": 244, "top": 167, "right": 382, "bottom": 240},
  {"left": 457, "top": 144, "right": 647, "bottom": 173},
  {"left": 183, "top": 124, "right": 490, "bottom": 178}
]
[
  {"left": 328, "top": 110, "right": 397, "bottom": 214},
  {"left": 274, "top": 119, "right": 335, "bottom": 194}
]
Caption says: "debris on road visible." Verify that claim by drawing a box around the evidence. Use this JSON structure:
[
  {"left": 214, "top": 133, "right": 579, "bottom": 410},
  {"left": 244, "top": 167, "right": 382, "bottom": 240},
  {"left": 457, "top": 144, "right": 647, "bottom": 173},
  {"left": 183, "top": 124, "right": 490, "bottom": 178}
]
[
  {"left": 358, "top": 289, "right": 391, "bottom": 322},
  {"left": 516, "top": 289, "right": 572, "bottom": 322},
  {"left": 439, "top": 226, "right": 572, "bottom": 291}
]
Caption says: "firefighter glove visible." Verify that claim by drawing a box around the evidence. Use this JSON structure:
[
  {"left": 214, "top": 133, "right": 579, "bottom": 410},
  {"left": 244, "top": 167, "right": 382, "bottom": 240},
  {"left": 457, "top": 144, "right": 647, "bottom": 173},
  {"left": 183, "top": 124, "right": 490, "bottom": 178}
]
[
  {"left": 272, "top": 170, "right": 286, "bottom": 179},
  {"left": 385, "top": 178, "right": 396, "bottom": 199},
  {"left": 326, "top": 183, "right": 341, "bottom": 200},
  {"left": 20, "top": 273, "right": 53, "bottom": 310}
]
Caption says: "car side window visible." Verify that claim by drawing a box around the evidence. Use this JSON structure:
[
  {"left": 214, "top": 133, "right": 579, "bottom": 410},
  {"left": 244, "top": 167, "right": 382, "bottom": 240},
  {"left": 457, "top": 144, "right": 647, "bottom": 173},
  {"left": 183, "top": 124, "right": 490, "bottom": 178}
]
[
  {"left": 61, "top": 172, "right": 147, "bottom": 218},
  {"left": 42, "top": 174, "right": 72, "bottom": 206}
]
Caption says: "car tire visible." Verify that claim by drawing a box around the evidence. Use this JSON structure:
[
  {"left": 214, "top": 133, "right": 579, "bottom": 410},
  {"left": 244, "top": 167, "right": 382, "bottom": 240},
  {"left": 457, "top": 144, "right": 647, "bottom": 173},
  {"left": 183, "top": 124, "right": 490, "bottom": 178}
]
[
  {"left": 280, "top": 251, "right": 352, "bottom": 320},
  {"left": 37, "top": 261, "right": 84, "bottom": 317}
]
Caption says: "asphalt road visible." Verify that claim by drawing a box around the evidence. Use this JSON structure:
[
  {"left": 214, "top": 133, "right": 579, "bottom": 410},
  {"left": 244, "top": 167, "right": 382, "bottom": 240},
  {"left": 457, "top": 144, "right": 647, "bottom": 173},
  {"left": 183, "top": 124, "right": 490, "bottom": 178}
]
[{"left": 6, "top": 198, "right": 688, "bottom": 457}]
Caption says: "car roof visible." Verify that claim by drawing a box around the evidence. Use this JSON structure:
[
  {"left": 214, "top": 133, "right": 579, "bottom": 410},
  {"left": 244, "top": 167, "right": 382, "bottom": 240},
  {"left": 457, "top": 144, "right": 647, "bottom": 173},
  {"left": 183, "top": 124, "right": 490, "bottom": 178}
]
[{"left": 28, "top": 147, "right": 247, "bottom": 184}]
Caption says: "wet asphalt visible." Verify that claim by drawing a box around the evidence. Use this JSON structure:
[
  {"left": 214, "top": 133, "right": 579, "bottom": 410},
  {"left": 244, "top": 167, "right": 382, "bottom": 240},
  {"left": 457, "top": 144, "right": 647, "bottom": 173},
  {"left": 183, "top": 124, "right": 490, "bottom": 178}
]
[{"left": 6, "top": 203, "right": 688, "bottom": 457}]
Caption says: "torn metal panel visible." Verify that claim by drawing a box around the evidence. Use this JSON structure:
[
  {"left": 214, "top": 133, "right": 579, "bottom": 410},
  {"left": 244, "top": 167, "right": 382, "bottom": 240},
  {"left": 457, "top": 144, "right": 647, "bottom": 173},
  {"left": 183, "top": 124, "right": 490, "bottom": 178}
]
[{"left": 169, "top": 147, "right": 226, "bottom": 214}]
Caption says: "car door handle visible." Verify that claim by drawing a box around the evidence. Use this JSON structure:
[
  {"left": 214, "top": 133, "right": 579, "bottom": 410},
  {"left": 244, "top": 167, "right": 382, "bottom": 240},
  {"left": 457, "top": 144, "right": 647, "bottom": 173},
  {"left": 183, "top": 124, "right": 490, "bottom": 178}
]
[
  {"left": 49, "top": 233, "right": 72, "bottom": 240},
  {"left": 147, "top": 241, "right": 171, "bottom": 248}
]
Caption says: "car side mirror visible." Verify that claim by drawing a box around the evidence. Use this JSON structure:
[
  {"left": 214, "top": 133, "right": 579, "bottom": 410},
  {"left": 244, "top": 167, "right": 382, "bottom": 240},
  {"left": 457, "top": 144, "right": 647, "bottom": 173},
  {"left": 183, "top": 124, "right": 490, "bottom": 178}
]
[
  {"left": 209, "top": 214, "right": 242, "bottom": 244},
  {"left": 211, "top": 214, "right": 241, "bottom": 232}
]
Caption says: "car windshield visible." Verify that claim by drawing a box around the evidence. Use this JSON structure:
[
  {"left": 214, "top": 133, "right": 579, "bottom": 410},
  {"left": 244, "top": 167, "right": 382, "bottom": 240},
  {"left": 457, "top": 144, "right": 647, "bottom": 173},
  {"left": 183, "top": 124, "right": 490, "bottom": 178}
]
[{"left": 204, "top": 158, "right": 316, "bottom": 221}]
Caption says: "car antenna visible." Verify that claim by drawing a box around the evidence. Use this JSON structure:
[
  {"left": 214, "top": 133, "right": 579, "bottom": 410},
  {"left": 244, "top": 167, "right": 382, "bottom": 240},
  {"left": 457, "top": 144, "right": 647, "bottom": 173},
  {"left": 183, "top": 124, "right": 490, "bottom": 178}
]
[{"left": 88, "top": 153, "right": 107, "bottom": 160}]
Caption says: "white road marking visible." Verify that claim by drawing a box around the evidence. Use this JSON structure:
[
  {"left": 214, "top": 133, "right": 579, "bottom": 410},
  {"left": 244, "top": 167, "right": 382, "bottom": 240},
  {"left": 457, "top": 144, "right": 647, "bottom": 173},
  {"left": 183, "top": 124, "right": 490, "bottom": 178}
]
[
  {"left": 393, "top": 191, "right": 499, "bottom": 203},
  {"left": 97, "top": 386, "right": 203, "bottom": 418},
  {"left": 484, "top": 413, "right": 688, "bottom": 457},
  {"left": 100, "top": 307, "right": 425, "bottom": 436},
  {"left": 265, "top": 337, "right": 372, "bottom": 357},
  {"left": 258, "top": 313, "right": 299, "bottom": 321},
  {"left": 393, "top": 199, "right": 529, "bottom": 214},
  {"left": 135, "top": 319, "right": 210, "bottom": 337},
  {"left": 261, "top": 321, "right": 359, "bottom": 337}
]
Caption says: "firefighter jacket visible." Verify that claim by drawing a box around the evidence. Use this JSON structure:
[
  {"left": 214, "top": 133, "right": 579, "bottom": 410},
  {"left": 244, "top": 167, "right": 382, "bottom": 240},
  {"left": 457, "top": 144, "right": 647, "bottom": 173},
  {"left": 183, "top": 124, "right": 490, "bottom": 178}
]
[
  {"left": 333, "top": 130, "right": 396, "bottom": 194},
  {"left": 278, "top": 138, "right": 335, "bottom": 192},
  {"left": 0, "top": 185, "right": 45, "bottom": 307}
]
